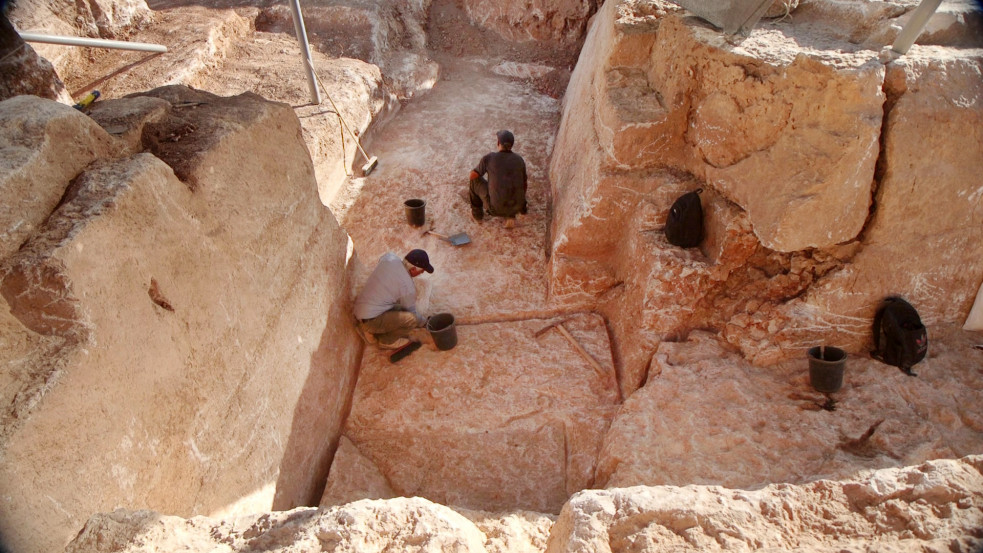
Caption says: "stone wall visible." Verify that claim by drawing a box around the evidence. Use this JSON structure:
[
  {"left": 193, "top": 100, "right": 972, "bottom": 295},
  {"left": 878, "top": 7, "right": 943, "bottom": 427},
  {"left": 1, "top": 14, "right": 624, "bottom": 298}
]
[
  {"left": 0, "top": 88, "right": 361, "bottom": 553},
  {"left": 549, "top": 0, "right": 983, "bottom": 394}
]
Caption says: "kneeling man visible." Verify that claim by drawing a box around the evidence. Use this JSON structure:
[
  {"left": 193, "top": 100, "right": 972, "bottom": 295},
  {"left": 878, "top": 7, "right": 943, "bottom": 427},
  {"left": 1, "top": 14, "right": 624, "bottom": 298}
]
[{"left": 354, "top": 249, "right": 433, "bottom": 349}]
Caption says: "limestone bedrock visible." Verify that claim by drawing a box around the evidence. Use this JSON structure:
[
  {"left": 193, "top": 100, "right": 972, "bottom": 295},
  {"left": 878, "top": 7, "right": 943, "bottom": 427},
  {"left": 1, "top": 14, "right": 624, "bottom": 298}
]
[
  {"left": 0, "top": 89, "right": 361, "bottom": 553},
  {"left": 63, "top": 456, "right": 983, "bottom": 552},
  {"left": 549, "top": 0, "right": 983, "bottom": 393}
]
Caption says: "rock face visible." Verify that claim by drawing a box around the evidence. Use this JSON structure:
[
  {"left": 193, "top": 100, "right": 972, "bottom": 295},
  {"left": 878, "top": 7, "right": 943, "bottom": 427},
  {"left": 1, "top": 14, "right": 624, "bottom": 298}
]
[
  {"left": 548, "top": 0, "right": 983, "bottom": 393},
  {"left": 0, "top": 97, "right": 115, "bottom": 260},
  {"left": 0, "top": 89, "right": 361, "bottom": 553},
  {"left": 0, "top": 14, "right": 73, "bottom": 103},
  {"left": 324, "top": 314, "right": 621, "bottom": 514},
  {"left": 741, "top": 52, "right": 983, "bottom": 364},
  {"left": 254, "top": 0, "right": 439, "bottom": 100},
  {"left": 547, "top": 455, "right": 983, "bottom": 553}
]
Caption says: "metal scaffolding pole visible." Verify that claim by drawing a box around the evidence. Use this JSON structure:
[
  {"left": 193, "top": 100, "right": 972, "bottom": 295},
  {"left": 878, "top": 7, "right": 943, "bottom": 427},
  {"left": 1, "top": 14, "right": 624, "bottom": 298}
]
[
  {"left": 18, "top": 32, "right": 168, "bottom": 53},
  {"left": 891, "top": 0, "right": 943, "bottom": 55},
  {"left": 287, "top": 0, "right": 321, "bottom": 105}
]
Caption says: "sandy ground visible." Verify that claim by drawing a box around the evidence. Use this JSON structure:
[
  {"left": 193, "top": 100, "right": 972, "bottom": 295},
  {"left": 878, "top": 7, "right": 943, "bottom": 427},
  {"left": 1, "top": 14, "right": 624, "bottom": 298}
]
[{"left": 334, "top": 53, "right": 564, "bottom": 324}]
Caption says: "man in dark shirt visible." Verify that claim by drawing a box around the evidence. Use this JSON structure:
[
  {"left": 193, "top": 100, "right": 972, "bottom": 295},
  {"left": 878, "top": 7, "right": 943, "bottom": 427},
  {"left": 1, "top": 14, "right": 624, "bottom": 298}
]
[{"left": 468, "top": 130, "right": 527, "bottom": 228}]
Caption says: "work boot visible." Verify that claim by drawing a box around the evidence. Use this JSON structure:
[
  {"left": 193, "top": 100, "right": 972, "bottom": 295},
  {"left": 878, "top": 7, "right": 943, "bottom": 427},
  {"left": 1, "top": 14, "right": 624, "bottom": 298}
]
[
  {"left": 471, "top": 208, "right": 484, "bottom": 223},
  {"left": 504, "top": 217, "right": 515, "bottom": 229},
  {"left": 379, "top": 337, "right": 411, "bottom": 350}
]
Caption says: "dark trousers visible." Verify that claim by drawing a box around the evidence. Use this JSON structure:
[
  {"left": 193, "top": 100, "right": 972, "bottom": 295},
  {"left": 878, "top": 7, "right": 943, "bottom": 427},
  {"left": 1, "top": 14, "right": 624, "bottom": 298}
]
[
  {"left": 360, "top": 310, "right": 418, "bottom": 346},
  {"left": 469, "top": 176, "right": 527, "bottom": 218},
  {"left": 469, "top": 175, "right": 491, "bottom": 217}
]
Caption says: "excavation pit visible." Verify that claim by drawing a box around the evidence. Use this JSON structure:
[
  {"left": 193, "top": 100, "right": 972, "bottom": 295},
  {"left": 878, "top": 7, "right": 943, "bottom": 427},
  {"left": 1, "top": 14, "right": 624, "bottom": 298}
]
[{"left": 322, "top": 314, "right": 620, "bottom": 513}]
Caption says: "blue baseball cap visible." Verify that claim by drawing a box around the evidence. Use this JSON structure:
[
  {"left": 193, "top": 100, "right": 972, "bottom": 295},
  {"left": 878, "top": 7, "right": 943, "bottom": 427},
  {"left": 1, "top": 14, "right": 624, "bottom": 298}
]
[{"left": 405, "top": 249, "right": 434, "bottom": 273}]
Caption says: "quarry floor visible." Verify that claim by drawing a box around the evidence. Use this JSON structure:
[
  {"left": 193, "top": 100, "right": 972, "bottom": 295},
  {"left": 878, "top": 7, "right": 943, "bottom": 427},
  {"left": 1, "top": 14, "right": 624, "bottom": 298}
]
[{"left": 325, "top": 52, "right": 624, "bottom": 511}]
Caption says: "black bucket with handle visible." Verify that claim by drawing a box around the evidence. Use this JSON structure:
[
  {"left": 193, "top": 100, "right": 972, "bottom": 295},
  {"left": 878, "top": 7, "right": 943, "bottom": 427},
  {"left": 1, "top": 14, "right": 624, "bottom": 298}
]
[
  {"left": 426, "top": 313, "right": 457, "bottom": 351},
  {"left": 807, "top": 346, "right": 846, "bottom": 393},
  {"left": 404, "top": 199, "right": 426, "bottom": 227}
]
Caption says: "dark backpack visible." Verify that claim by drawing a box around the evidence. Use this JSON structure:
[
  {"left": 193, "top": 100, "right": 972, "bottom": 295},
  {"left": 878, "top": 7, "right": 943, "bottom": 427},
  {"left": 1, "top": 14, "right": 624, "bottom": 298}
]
[
  {"left": 872, "top": 297, "right": 927, "bottom": 376},
  {"left": 665, "top": 188, "right": 704, "bottom": 248}
]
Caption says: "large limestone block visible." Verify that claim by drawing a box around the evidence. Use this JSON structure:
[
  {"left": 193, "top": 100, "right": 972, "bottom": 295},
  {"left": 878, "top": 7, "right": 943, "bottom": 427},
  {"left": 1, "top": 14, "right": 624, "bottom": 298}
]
[
  {"left": 811, "top": 53, "right": 983, "bottom": 323},
  {"left": 647, "top": 16, "right": 885, "bottom": 252},
  {"left": 0, "top": 96, "right": 115, "bottom": 260},
  {"left": 333, "top": 315, "right": 620, "bottom": 514},
  {"left": 550, "top": 0, "right": 884, "bottom": 309},
  {"left": 85, "top": 96, "right": 171, "bottom": 155},
  {"left": 595, "top": 330, "right": 983, "bottom": 491},
  {"left": 546, "top": 456, "right": 983, "bottom": 553},
  {"left": 728, "top": 52, "right": 983, "bottom": 363},
  {"left": 549, "top": 0, "right": 664, "bottom": 261},
  {"left": 0, "top": 88, "right": 360, "bottom": 553}
]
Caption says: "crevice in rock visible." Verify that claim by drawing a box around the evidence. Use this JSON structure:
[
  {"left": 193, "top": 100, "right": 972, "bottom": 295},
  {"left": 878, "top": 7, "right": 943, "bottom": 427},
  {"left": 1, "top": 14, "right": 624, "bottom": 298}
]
[
  {"left": 858, "top": 67, "right": 902, "bottom": 247},
  {"left": 598, "top": 311, "right": 624, "bottom": 402}
]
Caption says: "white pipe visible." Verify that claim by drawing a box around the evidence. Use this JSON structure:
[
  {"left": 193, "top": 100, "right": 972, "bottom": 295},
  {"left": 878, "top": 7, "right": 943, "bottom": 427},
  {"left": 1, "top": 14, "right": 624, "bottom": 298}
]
[
  {"left": 891, "top": 0, "right": 943, "bottom": 55},
  {"left": 18, "top": 32, "right": 168, "bottom": 53},
  {"left": 287, "top": 0, "right": 321, "bottom": 105}
]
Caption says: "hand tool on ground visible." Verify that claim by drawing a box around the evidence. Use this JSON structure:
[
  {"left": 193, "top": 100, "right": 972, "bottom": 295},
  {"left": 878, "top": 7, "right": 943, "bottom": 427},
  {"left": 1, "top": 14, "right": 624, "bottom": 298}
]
[
  {"left": 304, "top": 57, "right": 379, "bottom": 175},
  {"left": 424, "top": 229, "right": 471, "bottom": 246},
  {"left": 534, "top": 318, "right": 606, "bottom": 378},
  {"left": 389, "top": 340, "right": 422, "bottom": 363},
  {"left": 73, "top": 90, "right": 100, "bottom": 110}
]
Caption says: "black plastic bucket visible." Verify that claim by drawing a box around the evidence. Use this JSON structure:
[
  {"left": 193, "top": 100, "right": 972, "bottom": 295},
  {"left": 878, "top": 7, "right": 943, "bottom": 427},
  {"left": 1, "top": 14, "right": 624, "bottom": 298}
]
[
  {"left": 426, "top": 313, "right": 457, "bottom": 351},
  {"left": 404, "top": 199, "right": 426, "bottom": 227},
  {"left": 807, "top": 346, "right": 846, "bottom": 393}
]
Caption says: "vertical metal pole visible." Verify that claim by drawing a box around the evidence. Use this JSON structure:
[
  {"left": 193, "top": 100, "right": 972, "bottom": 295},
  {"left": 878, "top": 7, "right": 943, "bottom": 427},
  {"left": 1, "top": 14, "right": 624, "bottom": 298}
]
[
  {"left": 287, "top": 0, "right": 321, "bottom": 104},
  {"left": 891, "top": 0, "right": 943, "bottom": 55}
]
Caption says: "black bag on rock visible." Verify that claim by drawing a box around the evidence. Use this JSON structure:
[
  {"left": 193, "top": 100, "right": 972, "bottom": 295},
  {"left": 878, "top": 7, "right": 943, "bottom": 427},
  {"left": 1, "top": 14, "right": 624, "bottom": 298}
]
[
  {"left": 872, "top": 296, "right": 928, "bottom": 376},
  {"left": 665, "top": 188, "right": 704, "bottom": 248}
]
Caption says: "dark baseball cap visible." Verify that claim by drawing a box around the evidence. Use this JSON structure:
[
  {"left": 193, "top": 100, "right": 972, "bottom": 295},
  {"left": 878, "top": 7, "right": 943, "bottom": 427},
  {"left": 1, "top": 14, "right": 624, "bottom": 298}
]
[
  {"left": 497, "top": 130, "right": 514, "bottom": 147},
  {"left": 405, "top": 249, "right": 434, "bottom": 273}
]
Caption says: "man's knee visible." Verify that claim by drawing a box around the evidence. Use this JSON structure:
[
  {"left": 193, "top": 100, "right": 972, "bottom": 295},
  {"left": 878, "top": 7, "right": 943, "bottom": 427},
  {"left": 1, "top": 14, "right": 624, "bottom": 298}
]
[{"left": 395, "top": 311, "right": 420, "bottom": 330}]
